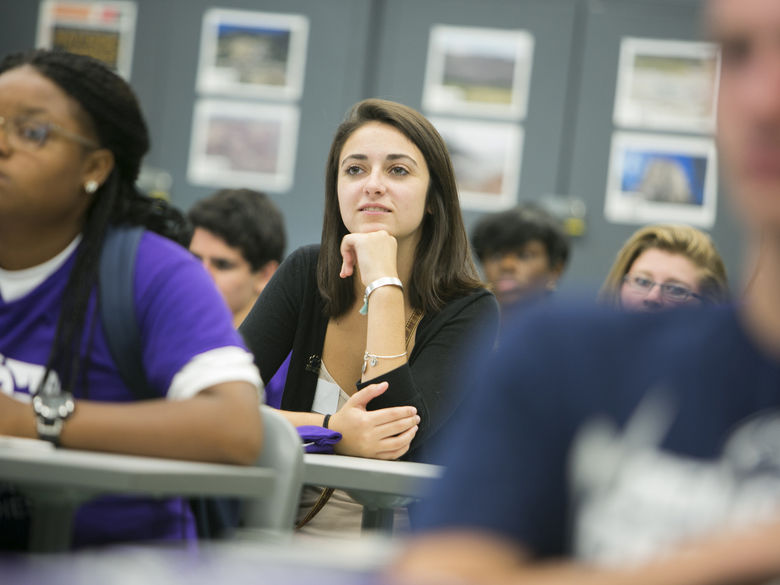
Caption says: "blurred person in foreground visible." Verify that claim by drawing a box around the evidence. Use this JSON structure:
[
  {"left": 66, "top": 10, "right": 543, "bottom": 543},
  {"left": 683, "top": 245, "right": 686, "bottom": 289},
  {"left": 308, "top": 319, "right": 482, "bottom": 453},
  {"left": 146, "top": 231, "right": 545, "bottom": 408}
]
[
  {"left": 599, "top": 224, "right": 729, "bottom": 312},
  {"left": 471, "top": 203, "right": 569, "bottom": 319},
  {"left": 391, "top": 1, "right": 780, "bottom": 583}
]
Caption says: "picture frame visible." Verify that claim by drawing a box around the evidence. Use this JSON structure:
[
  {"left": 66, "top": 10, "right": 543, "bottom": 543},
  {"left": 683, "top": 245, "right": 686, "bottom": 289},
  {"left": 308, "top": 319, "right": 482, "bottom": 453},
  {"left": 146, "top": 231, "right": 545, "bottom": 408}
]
[
  {"left": 422, "top": 25, "right": 534, "bottom": 120},
  {"left": 432, "top": 117, "right": 523, "bottom": 211},
  {"left": 196, "top": 8, "right": 309, "bottom": 100},
  {"left": 36, "top": 0, "right": 137, "bottom": 79},
  {"left": 613, "top": 37, "right": 720, "bottom": 133},
  {"left": 604, "top": 131, "right": 717, "bottom": 228},
  {"left": 187, "top": 99, "right": 299, "bottom": 193}
]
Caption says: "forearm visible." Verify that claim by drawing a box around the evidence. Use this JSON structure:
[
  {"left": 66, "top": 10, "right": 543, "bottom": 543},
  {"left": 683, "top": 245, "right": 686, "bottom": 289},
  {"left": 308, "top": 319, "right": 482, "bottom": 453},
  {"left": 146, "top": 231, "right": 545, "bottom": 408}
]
[
  {"left": 505, "top": 537, "right": 780, "bottom": 585},
  {"left": 393, "top": 523, "right": 780, "bottom": 585},
  {"left": 279, "top": 409, "right": 327, "bottom": 428},
  {"left": 11, "top": 383, "right": 263, "bottom": 465},
  {"left": 363, "top": 284, "right": 407, "bottom": 381}
]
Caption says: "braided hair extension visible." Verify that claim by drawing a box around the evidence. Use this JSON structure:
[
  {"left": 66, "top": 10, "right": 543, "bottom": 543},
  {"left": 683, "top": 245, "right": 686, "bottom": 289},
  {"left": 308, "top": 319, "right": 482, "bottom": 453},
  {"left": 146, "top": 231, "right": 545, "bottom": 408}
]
[{"left": 0, "top": 49, "right": 191, "bottom": 397}]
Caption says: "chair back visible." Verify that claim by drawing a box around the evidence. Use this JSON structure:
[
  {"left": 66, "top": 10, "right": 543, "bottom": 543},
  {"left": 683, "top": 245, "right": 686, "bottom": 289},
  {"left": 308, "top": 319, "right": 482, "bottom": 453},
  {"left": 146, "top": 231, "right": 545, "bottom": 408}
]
[{"left": 242, "top": 405, "right": 304, "bottom": 533}]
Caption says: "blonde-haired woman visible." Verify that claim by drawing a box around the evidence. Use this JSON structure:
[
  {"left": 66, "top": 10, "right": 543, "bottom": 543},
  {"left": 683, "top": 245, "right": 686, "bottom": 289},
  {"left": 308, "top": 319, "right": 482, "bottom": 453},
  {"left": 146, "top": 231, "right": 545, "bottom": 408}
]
[{"left": 599, "top": 224, "right": 729, "bottom": 311}]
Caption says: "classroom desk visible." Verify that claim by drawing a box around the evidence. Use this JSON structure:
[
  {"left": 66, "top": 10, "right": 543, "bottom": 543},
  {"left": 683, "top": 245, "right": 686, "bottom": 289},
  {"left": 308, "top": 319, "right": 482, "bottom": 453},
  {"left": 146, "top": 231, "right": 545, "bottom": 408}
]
[
  {"left": 302, "top": 453, "right": 443, "bottom": 530},
  {"left": 0, "top": 437, "right": 276, "bottom": 553}
]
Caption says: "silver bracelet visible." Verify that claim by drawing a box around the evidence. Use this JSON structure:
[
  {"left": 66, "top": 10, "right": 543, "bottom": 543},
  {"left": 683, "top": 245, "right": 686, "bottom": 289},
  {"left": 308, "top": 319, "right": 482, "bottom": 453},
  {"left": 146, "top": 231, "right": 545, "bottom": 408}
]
[
  {"left": 359, "top": 277, "right": 403, "bottom": 315},
  {"left": 362, "top": 350, "right": 408, "bottom": 374}
]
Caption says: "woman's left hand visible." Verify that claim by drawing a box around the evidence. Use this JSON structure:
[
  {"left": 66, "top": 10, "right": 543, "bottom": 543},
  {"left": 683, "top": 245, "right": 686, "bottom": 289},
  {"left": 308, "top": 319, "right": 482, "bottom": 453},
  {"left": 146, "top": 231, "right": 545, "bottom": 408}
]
[
  {"left": 340, "top": 230, "right": 399, "bottom": 286},
  {"left": 329, "top": 382, "right": 419, "bottom": 460}
]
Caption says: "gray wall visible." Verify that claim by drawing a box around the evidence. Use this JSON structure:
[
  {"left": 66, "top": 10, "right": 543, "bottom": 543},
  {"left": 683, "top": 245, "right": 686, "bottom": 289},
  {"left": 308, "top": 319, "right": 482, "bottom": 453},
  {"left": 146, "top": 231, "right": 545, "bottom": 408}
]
[
  {"left": 563, "top": 0, "right": 744, "bottom": 293},
  {"left": 0, "top": 0, "right": 741, "bottom": 296}
]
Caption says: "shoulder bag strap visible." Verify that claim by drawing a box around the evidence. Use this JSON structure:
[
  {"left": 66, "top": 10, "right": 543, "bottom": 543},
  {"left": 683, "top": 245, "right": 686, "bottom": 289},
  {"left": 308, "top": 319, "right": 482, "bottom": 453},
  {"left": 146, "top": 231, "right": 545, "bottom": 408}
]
[{"left": 98, "top": 225, "right": 156, "bottom": 400}]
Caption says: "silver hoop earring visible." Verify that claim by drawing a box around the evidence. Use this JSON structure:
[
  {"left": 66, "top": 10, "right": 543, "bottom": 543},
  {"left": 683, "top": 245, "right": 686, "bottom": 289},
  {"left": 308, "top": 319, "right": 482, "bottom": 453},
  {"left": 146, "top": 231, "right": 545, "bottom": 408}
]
[{"left": 84, "top": 180, "right": 99, "bottom": 194}]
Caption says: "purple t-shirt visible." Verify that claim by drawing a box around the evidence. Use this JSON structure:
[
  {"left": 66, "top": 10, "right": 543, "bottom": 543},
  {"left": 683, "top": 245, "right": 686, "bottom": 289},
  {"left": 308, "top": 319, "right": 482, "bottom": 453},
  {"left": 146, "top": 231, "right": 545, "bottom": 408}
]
[{"left": 0, "top": 231, "right": 248, "bottom": 548}]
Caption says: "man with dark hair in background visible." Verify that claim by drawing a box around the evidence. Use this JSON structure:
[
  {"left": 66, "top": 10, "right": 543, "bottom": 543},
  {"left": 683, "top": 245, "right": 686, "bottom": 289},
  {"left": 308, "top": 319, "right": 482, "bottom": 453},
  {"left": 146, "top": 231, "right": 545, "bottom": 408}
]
[
  {"left": 188, "top": 188, "right": 286, "bottom": 329},
  {"left": 471, "top": 203, "right": 569, "bottom": 315}
]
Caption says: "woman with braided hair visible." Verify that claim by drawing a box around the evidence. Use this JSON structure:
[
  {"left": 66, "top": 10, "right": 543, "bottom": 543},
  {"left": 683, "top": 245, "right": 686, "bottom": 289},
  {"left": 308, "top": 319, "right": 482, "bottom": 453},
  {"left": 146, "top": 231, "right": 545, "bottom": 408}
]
[{"left": 0, "top": 49, "right": 263, "bottom": 549}]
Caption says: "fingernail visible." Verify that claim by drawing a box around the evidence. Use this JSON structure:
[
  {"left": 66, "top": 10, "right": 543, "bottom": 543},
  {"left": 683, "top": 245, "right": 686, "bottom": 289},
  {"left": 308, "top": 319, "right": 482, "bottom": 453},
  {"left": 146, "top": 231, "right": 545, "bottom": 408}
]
[{"left": 416, "top": 415, "right": 421, "bottom": 423}]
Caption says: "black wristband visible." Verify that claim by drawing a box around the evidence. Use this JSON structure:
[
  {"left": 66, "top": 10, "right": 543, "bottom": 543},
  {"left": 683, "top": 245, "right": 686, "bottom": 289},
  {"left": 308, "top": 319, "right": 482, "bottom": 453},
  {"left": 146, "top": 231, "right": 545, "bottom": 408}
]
[{"left": 323, "top": 414, "right": 331, "bottom": 429}]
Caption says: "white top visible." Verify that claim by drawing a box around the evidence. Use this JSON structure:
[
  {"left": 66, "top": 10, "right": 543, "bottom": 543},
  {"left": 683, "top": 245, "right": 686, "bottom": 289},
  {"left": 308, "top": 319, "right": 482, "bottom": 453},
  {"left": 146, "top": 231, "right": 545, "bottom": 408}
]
[{"left": 310, "top": 360, "right": 351, "bottom": 415}]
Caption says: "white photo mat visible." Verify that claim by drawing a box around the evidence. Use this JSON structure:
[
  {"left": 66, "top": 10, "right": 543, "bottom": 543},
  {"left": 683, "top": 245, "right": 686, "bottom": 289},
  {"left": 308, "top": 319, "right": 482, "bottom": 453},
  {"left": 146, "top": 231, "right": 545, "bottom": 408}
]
[
  {"left": 187, "top": 99, "right": 299, "bottom": 193},
  {"left": 432, "top": 117, "right": 523, "bottom": 212},
  {"left": 613, "top": 37, "right": 720, "bottom": 133},
  {"left": 36, "top": 0, "right": 137, "bottom": 79},
  {"left": 423, "top": 25, "right": 534, "bottom": 120},
  {"left": 196, "top": 8, "right": 309, "bottom": 100},
  {"left": 605, "top": 131, "right": 717, "bottom": 228}
]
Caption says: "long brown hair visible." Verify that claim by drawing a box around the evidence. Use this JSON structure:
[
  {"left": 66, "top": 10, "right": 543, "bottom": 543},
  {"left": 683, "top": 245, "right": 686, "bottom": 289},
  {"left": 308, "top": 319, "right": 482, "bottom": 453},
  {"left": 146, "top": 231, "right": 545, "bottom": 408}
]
[
  {"left": 599, "top": 224, "right": 730, "bottom": 307},
  {"left": 318, "top": 98, "right": 482, "bottom": 318}
]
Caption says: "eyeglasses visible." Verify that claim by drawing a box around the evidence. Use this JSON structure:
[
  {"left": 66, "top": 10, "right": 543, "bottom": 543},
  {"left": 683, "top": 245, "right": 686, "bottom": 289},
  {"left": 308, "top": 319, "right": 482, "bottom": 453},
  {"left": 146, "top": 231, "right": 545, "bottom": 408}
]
[
  {"left": 0, "top": 115, "right": 99, "bottom": 151},
  {"left": 622, "top": 274, "right": 702, "bottom": 303}
]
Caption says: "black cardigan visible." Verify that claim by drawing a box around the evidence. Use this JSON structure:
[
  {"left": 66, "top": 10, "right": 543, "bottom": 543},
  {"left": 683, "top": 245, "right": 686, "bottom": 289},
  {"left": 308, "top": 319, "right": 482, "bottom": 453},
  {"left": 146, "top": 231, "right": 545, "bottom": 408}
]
[{"left": 240, "top": 245, "right": 499, "bottom": 460}]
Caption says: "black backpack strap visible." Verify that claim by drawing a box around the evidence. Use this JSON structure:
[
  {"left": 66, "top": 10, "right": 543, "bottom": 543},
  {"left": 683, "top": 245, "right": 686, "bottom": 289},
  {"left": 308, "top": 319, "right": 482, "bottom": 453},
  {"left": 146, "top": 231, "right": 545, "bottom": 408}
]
[
  {"left": 99, "top": 225, "right": 241, "bottom": 539},
  {"left": 99, "top": 225, "right": 156, "bottom": 400}
]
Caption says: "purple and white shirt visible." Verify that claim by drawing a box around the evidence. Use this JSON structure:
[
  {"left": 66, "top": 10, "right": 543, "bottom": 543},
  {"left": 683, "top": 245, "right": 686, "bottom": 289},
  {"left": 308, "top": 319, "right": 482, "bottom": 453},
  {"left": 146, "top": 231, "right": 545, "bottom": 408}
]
[{"left": 0, "top": 231, "right": 261, "bottom": 548}]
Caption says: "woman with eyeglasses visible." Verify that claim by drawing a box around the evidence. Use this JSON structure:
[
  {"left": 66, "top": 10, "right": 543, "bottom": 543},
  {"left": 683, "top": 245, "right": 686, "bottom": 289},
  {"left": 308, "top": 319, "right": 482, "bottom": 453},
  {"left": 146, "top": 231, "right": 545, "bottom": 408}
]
[
  {"left": 598, "top": 224, "right": 730, "bottom": 311},
  {"left": 0, "top": 49, "right": 263, "bottom": 549}
]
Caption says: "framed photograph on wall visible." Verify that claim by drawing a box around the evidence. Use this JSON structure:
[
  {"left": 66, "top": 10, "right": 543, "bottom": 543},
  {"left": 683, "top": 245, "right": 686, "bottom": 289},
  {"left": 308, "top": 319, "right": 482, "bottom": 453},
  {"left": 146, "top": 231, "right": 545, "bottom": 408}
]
[
  {"left": 605, "top": 131, "right": 717, "bottom": 228},
  {"left": 613, "top": 37, "right": 720, "bottom": 133},
  {"left": 36, "top": 0, "right": 137, "bottom": 79},
  {"left": 196, "top": 8, "right": 309, "bottom": 100},
  {"left": 432, "top": 117, "right": 523, "bottom": 211},
  {"left": 423, "top": 25, "right": 534, "bottom": 120},
  {"left": 187, "top": 99, "right": 299, "bottom": 192}
]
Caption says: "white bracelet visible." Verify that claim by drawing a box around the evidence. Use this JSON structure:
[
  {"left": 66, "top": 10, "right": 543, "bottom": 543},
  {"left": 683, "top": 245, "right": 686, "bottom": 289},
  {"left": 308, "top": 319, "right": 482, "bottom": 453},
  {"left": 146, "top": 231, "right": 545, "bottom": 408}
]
[
  {"left": 362, "top": 351, "right": 408, "bottom": 374},
  {"left": 359, "top": 277, "right": 403, "bottom": 315}
]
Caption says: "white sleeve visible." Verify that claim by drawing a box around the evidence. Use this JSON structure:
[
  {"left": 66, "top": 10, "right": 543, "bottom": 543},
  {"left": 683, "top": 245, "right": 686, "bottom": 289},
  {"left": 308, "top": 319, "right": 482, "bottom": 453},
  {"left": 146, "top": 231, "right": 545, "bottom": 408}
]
[{"left": 166, "top": 346, "right": 264, "bottom": 403}]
